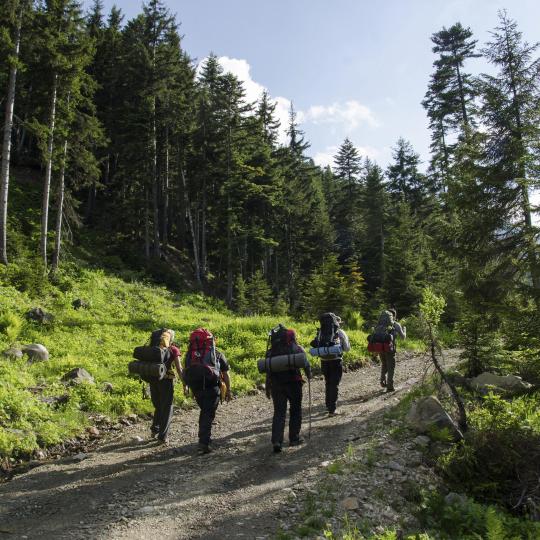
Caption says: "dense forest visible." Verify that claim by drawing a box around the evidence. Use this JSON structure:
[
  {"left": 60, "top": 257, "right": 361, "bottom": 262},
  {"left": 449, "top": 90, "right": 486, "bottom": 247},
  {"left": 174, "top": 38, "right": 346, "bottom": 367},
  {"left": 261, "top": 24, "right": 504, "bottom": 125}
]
[
  {"left": 2, "top": 2, "right": 540, "bottom": 535},
  {"left": 1, "top": 1, "right": 540, "bottom": 369}
]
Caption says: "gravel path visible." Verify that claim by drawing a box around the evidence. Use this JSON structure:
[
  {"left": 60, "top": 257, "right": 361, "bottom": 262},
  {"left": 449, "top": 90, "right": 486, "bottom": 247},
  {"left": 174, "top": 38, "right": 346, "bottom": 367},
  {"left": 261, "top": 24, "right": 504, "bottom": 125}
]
[{"left": 0, "top": 350, "right": 459, "bottom": 540}]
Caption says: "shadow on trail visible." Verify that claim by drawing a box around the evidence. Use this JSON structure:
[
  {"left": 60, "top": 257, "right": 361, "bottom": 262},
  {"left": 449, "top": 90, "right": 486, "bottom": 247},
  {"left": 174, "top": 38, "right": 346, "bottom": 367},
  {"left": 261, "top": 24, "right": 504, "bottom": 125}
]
[{"left": 0, "top": 395, "right": 387, "bottom": 540}]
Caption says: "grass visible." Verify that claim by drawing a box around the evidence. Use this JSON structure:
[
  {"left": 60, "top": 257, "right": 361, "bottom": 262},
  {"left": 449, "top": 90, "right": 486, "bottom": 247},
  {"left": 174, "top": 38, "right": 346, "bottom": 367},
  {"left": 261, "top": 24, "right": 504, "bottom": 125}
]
[{"left": 2, "top": 258, "right": 418, "bottom": 460}]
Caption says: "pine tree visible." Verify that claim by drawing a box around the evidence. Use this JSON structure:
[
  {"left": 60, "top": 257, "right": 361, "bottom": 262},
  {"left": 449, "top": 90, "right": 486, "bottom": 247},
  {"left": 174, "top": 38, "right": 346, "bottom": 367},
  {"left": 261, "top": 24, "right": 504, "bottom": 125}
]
[
  {"left": 386, "top": 138, "right": 431, "bottom": 211},
  {"left": 478, "top": 10, "right": 540, "bottom": 296},
  {"left": 359, "top": 159, "right": 386, "bottom": 298},
  {"left": 333, "top": 137, "right": 362, "bottom": 196},
  {"left": 382, "top": 201, "right": 423, "bottom": 316},
  {"left": 422, "top": 22, "right": 478, "bottom": 190}
]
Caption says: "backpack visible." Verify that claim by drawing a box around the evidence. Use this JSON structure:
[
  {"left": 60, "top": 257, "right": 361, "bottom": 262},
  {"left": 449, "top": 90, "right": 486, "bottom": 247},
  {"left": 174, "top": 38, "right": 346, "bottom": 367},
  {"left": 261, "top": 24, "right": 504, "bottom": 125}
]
[
  {"left": 267, "top": 324, "right": 295, "bottom": 358},
  {"left": 367, "top": 311, "right": 395, "bottom": 353},
  {"left": 310, "top": 313, "right": 341, "bottom": 359},
  {"left": 183, "top": 328, "right": 220, "bottom": 389},
  {"left": 129, "top": 328, "right": 172, "bottom": 382}
]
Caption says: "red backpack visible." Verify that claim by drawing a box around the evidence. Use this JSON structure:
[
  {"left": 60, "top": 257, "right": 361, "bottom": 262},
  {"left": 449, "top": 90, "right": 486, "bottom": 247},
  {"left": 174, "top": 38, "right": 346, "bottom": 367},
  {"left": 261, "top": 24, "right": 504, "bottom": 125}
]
[{"left": 184, "top": 328, "right": 220, "bottom": 389}]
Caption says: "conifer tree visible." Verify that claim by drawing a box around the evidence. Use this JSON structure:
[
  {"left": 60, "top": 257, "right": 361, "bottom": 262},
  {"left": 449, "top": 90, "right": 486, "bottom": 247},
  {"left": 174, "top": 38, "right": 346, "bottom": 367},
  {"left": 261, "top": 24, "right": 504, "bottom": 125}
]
[
  {"left": 478, "top": 11, "right": 540, "bottom": 295},
  {"left": 386, "top": 138, "right": 430, "bottom": 211},
  {"left": 359, "top": 159, "right": 386, "bottom": 298},
  {"left": 422, "top": 22, "right": 478, "bottom": 189}
]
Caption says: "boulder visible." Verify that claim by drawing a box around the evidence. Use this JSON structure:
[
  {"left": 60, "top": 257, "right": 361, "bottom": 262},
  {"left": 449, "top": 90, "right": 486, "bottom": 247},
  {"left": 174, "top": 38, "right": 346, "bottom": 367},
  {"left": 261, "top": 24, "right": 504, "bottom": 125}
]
[
  {"left": 22, "top": 344, "right": 49, "bottom": 362},
  {"left": 62, "top": 367, "right": 94, "bottom": 385},
  {"left": 406, "top": 396, "right": 463, "bottom": 442},
  {"left": 26, "top": 307, "right": 53, "bottom": 324},
  {"left": 470, "top": 372, "right": 532, "bottom": 395},
  {"left": 2, "top": 348, "right": 23, "bottom": 359},
  {"left": 72, "top": 299, "right": 89, "bottom": 310}
]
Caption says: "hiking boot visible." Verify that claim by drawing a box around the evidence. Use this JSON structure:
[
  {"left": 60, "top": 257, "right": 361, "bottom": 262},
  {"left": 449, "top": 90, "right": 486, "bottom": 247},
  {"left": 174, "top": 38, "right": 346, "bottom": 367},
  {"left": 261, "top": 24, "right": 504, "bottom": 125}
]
[
  {"left": 197, "top": 443, "right": 211, "bottom": 455},
  {"left": 157, "top": 436, "right": 169, "bottom": 445},
  {"left": 380, "top": 379, "right": 387, "bottom": 388},
  {"left": 386, "top": 387, "right": 395, "bottom": 393},
  {"left": 289, "top": 438, "right": 304, "bottom": 447},
  {"left": 273, "top": 444, "right": 282, "bottom": 454},
  {"left": 328, "top": 410, "right": 339, "bottom": 417}
]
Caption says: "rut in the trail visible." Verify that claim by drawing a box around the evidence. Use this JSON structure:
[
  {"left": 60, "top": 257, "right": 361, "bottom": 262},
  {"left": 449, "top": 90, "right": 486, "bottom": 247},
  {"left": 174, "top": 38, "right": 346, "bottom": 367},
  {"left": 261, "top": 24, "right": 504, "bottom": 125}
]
[{"left": 0, "top": 351, "right": 458, "bottom": 540}]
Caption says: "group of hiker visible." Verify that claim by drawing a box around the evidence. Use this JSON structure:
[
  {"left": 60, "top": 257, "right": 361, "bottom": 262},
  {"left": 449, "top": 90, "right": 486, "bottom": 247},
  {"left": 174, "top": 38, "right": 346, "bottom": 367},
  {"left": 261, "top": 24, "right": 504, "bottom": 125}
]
[{"left": 128, "top": 309, "right": 405, "bottom": 455}]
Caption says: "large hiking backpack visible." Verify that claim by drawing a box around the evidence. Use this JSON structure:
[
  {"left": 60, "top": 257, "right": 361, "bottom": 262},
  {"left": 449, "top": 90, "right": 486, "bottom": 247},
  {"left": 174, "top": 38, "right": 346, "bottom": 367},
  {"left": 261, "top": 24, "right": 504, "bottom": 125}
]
[
  {"left": 261, "top": 324, "right": 308, "bottom": 374},
  {"left": 367, "top": 311, "right": 395, "bottom": 353},
  {"left": 129, "top": 328, "right": 172, "bottom": 382},
  {"left": 310, "top": 313, "right": 342, "bottom": 360},
  {"left": 183, "top": 328, "right": 220, "bottom": 389}
]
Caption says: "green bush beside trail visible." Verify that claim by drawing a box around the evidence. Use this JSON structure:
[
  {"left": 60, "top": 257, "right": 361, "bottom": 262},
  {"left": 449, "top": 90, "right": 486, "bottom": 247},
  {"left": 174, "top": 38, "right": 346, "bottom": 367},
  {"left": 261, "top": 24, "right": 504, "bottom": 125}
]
[{"left": 0, "top": 262, "right": 424, "bottom": 459}]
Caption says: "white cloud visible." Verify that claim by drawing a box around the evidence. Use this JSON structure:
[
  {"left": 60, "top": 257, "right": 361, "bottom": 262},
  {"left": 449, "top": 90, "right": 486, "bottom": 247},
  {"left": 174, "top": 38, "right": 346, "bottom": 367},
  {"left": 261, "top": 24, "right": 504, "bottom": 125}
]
[
  {"left": 303, "top": 100, "right": 379, "bottom": 129},
  {"left": 217, "top": 56, "right": 266, "bottom": 104},
  {"left": 196, "top": 56, "right": 379, "bottom": 150},
  {"left": 197, "top": 55, "right": 292, "bottom": 145}
]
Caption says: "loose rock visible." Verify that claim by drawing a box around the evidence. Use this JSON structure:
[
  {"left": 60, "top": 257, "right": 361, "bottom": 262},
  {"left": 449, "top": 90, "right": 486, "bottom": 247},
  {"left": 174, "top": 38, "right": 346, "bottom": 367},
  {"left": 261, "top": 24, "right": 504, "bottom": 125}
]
[
  {"left": 2, "top": 348, "right": 23, "bottom": 359},
  {"left": 26, "top": 308, "right": 53, "bottom": 324},
  {"left": 22, "top": 344, "right": 49, "bottom": 362},
  {"left": 62, "top": 367, "right": 94, "bottom": 385},
  {"left": 406, "top": 396, "right": 463, "bottom": 442},
  {"left": 470, "top": 372, "right": 532, "bottom": 395},
  {"left": 341, "top": 497, "right": 359, "bottom": 511}
]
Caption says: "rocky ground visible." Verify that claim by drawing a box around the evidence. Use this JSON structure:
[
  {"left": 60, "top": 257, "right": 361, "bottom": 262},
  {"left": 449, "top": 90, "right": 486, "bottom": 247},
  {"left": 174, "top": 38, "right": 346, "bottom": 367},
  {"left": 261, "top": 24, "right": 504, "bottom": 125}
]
[{"left": 0, "top": 350, "right": 460, "bottom": 540}]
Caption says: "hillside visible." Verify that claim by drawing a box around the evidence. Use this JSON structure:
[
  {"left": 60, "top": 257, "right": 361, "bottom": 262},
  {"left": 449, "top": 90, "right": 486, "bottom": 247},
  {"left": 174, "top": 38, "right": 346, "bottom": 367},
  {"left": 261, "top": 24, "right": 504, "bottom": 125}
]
[{"left": 0, "top": 256, "right": 423, "bottom": 461}]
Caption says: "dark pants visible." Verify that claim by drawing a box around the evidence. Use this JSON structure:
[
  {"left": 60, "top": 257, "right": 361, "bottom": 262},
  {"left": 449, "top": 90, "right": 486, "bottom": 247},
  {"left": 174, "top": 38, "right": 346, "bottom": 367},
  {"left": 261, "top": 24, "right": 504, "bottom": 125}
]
[
  {"left": 380, "top": 352, "right": 396, "bottom": 389},
  {"left": 322, "top": 360, "right": 343, "bottom": 413},
  {"left": 193, "top": 386, "right": 220, "bottom": 446},
  {"left": 271, "top": 380, "right": 303, "bottom": 446},
  {"left": 149, "top": 378, "right": 174, "bottom": 440}
]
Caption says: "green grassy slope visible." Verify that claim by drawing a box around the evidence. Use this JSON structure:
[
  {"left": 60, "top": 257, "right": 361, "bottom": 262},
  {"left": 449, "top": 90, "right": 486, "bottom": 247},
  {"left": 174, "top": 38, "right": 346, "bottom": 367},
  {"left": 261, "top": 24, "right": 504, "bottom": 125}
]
[{"left": 0, "top": 263, "right": 425, "bottom": 459}]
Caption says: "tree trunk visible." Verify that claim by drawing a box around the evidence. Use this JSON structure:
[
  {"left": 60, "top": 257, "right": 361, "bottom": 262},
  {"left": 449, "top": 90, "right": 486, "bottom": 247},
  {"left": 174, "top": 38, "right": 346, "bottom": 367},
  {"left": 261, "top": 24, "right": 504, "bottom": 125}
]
[
  {"left": 144, "top": 187, "right": 150, "bottom": 259},
  {"left": 0, "top": 2, "right": 23, "bottom": 265},
  {"left": 51, "top": 137, "right": 68, "bottom": 273},
  {"left": 151, "top": 96, "right": 160, "bottom": 258},
  {"left": 201, "top": 177, "right": 207, "bottom": 280},
  {"left": 429, "top": 324, "right": 468, "bottom": 433},
  {"left": 180, "top": 166, "right": 202, "bottom": 288},
  {"left": 162, "top": 128, "right": 169, "bottom": 247},
  {"left": 40, "top": 73, "right": 58, "bottom": 269},
  {"left": 453, "top": 58, "right": 468, "bottom": 127},
  {"left": 226, "top": 194, "right": 233, "bottom": 306}
]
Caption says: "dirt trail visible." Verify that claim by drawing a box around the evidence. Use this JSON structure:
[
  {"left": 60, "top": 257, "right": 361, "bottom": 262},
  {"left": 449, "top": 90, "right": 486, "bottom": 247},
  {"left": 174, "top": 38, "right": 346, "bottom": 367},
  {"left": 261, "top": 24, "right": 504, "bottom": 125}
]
[{"left": 0, "top": 351, "right": 458, "bottom": 540}]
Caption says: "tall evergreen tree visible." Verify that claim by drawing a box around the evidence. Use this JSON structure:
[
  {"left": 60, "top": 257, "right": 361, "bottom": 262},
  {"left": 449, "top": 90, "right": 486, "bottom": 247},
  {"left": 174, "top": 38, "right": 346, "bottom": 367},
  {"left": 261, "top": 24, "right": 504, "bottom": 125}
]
[
  {"left": 478, "top": 10, "right": 540, "bottom": 295},
  {"left": 422, "top": 22, "right": 478, "bottom": 189}
]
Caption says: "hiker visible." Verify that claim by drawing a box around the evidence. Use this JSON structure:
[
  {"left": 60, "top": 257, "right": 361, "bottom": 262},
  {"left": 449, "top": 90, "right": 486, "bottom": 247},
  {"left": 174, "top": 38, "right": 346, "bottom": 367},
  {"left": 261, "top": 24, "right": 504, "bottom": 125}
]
[
  {"left": 376, "top": 308, "right": 406, "bottom": 393},
  {"left": 183, "top": 328, "right": 231, "bottom": 454},
  {"left": 149, "top": 329, "right": 182, "bottom": 444},
  {"left": 264, "top": 325, "right": 311, "bottom": 453},
  {"left": 310, "top": 313, "right": 351, "bottom": 416}
]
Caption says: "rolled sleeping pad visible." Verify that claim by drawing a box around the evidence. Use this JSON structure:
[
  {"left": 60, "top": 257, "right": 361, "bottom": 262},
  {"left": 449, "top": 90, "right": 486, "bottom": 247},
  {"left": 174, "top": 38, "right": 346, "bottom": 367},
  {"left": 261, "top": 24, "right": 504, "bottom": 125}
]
[
  {"left": 309, "top": 345, "right": 343, "bottom": 358},
  {"left": 257, "top": 352, "right": 308, "bottom": 374},
  {"left": 128, "top": 360, "right": 167, "bottom": 380}
]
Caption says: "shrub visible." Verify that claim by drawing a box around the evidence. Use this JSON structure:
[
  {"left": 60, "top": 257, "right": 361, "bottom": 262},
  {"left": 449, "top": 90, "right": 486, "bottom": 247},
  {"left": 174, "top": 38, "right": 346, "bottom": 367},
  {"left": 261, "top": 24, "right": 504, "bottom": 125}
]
[
  {"left": 418, "top": 491, "right": 540, "bottom": 539},
  {"left": 439, "top": 393, "right": 540, "bottom": 515},
  {"left": 0, "top": 312, "right": 23, "bottom": 343}
]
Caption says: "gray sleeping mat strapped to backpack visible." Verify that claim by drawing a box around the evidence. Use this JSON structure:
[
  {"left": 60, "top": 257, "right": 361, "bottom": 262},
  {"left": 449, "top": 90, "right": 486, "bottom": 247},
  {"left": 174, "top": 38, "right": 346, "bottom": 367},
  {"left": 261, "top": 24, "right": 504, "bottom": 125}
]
[
  {"left": 257, "top": 352, "right": 308, "bottom": 374},
  {"left": 128, "top": 360, "right": 167, "bottom": 380},
  {"left": 309, "top": 344, "right": 342, "bottom": 358}
]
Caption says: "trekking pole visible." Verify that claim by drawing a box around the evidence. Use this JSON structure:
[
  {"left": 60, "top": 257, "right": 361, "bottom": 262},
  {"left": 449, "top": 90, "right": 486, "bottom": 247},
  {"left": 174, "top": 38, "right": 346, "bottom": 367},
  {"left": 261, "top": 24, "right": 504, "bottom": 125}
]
[{"left": 308, "top": 376, "right": 312, "bottom": 440}]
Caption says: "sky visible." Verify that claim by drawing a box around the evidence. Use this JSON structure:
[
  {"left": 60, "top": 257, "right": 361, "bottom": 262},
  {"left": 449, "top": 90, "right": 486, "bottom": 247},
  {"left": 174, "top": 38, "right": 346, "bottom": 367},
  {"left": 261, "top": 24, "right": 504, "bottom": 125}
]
[{"left": 84, "top": 0, "right": 540, "bottom": 170}]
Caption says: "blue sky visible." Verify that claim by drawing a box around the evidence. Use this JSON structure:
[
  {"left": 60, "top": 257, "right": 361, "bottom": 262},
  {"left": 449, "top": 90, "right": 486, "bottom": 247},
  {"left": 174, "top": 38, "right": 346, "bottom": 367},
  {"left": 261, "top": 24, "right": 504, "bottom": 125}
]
[{"left": 84, "top": 0, "right": 540, "bottom": 170}]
